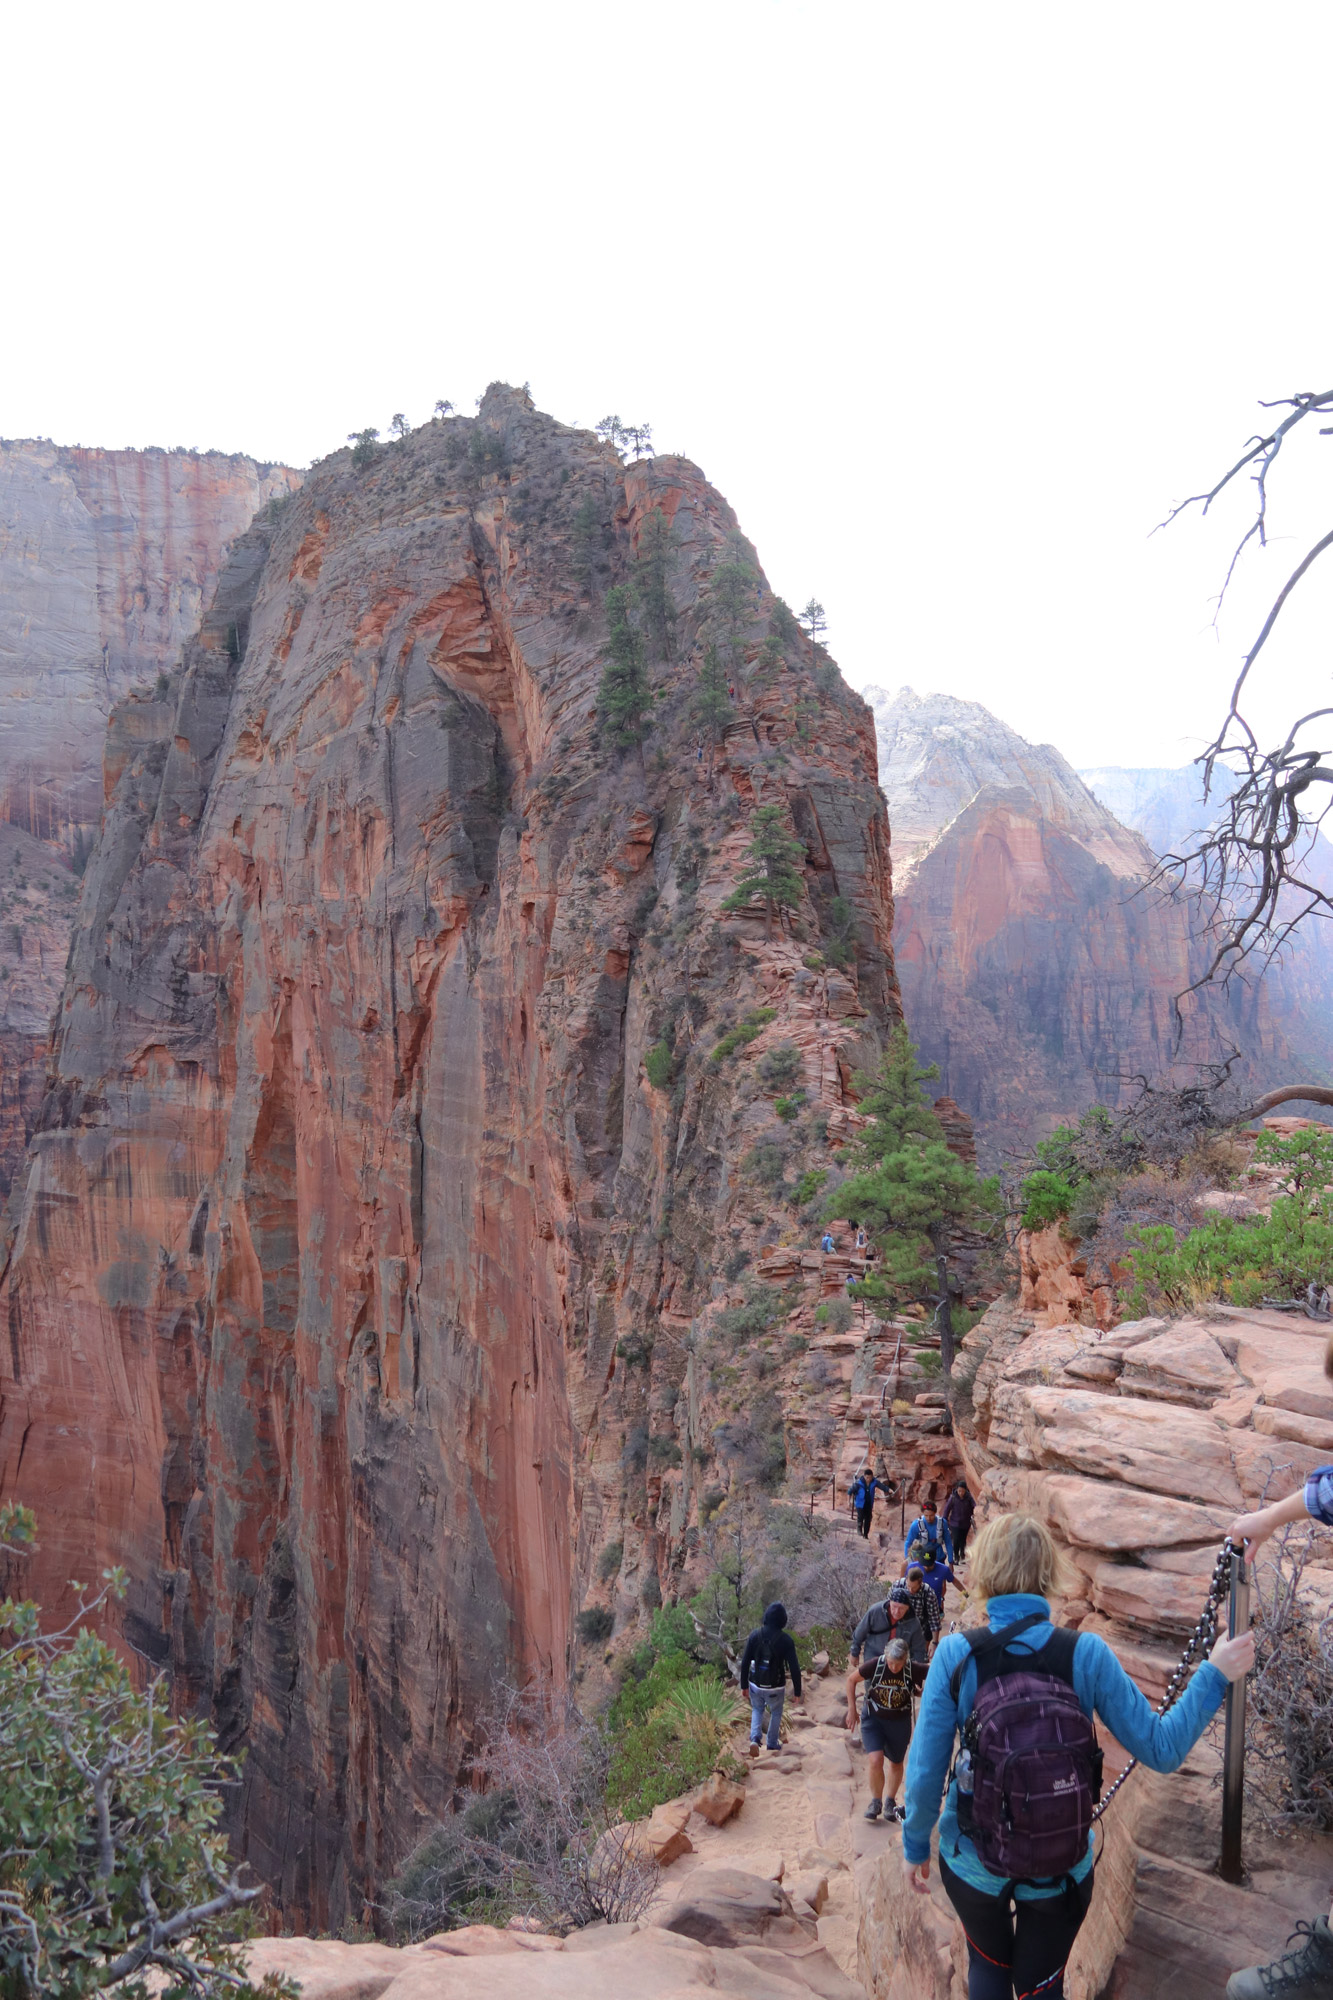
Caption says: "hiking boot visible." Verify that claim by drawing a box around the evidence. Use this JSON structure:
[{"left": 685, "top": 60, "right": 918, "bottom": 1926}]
[
  {"left": 748, "top": 1741, "right": 761, "bottom": 1759},
  {"left": 863, "top": 1797, "right": 882, "bottom": 1820},
  {"left": 882, "top": 1800, "right": 904, "bottom": 1824},
  {"left": 1227, "top": 1917, "right": 1333, "bottom": 1999}
]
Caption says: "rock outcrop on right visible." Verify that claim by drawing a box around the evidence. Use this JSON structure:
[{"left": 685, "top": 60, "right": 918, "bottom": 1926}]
[
  {"left": 856, "top": 1297, "right": 1333, "bottom": 2000},
  {"left": 866, "top": 686, "right": 1333, "bottom": 1161}
]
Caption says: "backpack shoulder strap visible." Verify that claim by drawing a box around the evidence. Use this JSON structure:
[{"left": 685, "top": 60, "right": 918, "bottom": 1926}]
[
  {"left": 948, "top": 1612, "right": 1046, "bottom": 1701},
  {"left": 1025, "top": 1626, "right": 1080, "bottom": 1688}
]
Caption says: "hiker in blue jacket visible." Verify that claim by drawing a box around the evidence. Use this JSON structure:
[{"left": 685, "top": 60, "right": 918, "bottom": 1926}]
[
  {"left": 904, "top": 1497, "right": 953, "bottom": 1566},
  {"left": 850, "top": 1468, "right": 881, "bottom": 1538},
  {"left": 902, "top": 1510, "right": 1253, "bottom": 2000}
]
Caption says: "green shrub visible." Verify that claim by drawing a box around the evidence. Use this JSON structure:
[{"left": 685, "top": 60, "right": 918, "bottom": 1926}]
[
  {"left": 648, "top": 1435, "right": 683, "bottom": 1467},
  {"left": 576, "top": 1606, "right": 614, "bottom": 1645},
  {"left": 743, "top": 1138, "right": 788, "bottom": 1183},
  {"left": 0, "top": 1505, "right": 279, "bottom": 1997},
  {"left": 605, "top": 1714, "right": 718, "bottom": 1820},
  {"left": 775, "top": 1093, "right": 806, "bottom": 1122},
  {"left": 712, "top": 1287, "right": 781, "bottom": 1344},
  {"left": 1123, "top": 1127, "right": 1333, "bottom": 1315},
  {"left": 598, "top": 1540, "right": 624, "bottom": 1583},
  {"left": 794, "top": 1168, "right": 828, "bottom": 1207},
  {"left": 1018, "top": 1169, "right": 1076, "bottom": 1231},
  {"left": 644, "top": 1040, "right": 673, "bottom": 1089},
  {"left": 712, "top": 1008, "right": 777, "bottom": 1061},
  {"left": 758, "top": 1043, "right": 803, "bottom": 1090}
]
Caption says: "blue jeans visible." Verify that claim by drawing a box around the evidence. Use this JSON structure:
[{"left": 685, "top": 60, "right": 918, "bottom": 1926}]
[{"left": 749, "top": 1686, "right": 785, "bottom": 1748}]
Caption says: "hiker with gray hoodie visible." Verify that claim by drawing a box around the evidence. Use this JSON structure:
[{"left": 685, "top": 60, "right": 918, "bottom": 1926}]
[{"left": 739, "top": 1601, "right": 803, "bottom": 1755}]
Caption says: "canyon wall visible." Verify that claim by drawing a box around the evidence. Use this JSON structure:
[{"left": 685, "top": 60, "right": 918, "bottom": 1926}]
[
  {"left": 0, "top": 390, "right": 899, "bottom": 1924},
  {"left": 0, "top": 443, "right": 300, "bottom": 1190},
  {"left": 869, "top": 687, "right": 1333, "bottom": 1161}
]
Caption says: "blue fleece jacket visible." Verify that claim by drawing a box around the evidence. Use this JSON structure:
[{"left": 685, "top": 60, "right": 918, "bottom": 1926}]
[
  {"left": 902, "top": 1593, "right": 1228, "bottom": 1898},
  {"left": 904, "top": 1515, "right": 954, "bottom": 1564}
]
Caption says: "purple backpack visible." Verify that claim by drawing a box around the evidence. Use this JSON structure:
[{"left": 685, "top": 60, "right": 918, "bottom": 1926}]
[{"left": 949, "top": 1612, "right": 1104, "bottom": 1880}]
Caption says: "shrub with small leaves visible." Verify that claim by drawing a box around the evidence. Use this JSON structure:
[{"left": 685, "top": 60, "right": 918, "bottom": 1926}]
[
  {"left": 644, "top": 1040, "right": 673, "bottom": 1089},
  {"left": 576, "top": 1606, "right": 615, "bottom": 1646},
  {"left": 758, "top": 1043, "right": 803, "bottom": 1091},
  {"left": 598, "top": 1540, "right": 624, "bottom": 1583}
]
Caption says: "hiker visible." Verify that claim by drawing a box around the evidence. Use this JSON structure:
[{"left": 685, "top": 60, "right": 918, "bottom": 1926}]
[
  {"left": 847, "top": 1588, "right": 932, "bottom": 1727},
  {"left": 855, "top": 1226, "right": 868, "bottom": 1253},
  {"left": 820, "top": 1229, "right": 835, "bottom": 1254},
  {"left": 916, "top": 1545, "right": 957, "bottom": 1612},
  {"left": 944, "top": 1479, "right": 976, "bottom": 1562},
  {"left": 851, "top": 1468, "right": 881, "bottom": 1537},
  {"left": 855, "top": 1636, "right": 914, "bottom": 1823},
  {"left": 890, "top": 1576, "right": 938, "bottom": 1685},
  {"left": 902, "top": 1511, "right": 1254, "bottom": 2000},
  {"left": 739, "top": 1600, "right": 802, "bottom": 1756},
  {"left": 1224, "top": 1449, "right": 1333, "bottom": 2000},
  {"left": 905, "top": 1497, "right": 954, "bottom": 1567}
]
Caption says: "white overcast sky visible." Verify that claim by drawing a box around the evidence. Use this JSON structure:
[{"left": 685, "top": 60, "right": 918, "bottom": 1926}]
[{"left": 4, "top": 0, "right": 1332, "bottom": 769}]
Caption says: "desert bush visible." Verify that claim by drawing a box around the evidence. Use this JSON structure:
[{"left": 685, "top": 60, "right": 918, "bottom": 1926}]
[
  {"left": 598, "top": 1541, "right": 624, "bottom": 1583},
  {"left": 794, "top": 1167, "right": 828, "bottom": 1208},
  {"left": 622, "top": 1425, "right": 650, "bottom": 1473},
  {"left": 576, "top": 1606, "right": 615, "bottom": 1645},
  {"left": 648, "top": 1434, "right": 683, "bottom": 1467},
  {"left": 644, "top": 1040, "right": 673, "bottom": 1089},
  {"left": 787, "top": 1530, "right": 877, "bottom": 1638},
  {"left": 1236, "top": 1520, "right": 1333, "bottom": 1833},
  {"left": 386, "top": 1686, "right": 658, "bottom": 1940},
  {"left": 743, "top": 1137, "right": 789, "bottom": 1185},
  {"left": 814, "top": 1295, "right": 855, "bottom": 1335},
  {"left": 0, "top": 1504, "right": 279, "bottom": 1998},
  {"left": 711, "top": 1287, "right": 781, "bottom": 1346},
  {"left": 712, "top": 1008, "right": 777, "bottom": 1061},
  {"left": 775, "top": 1094, "right": 806, "bottom": 1122},
  {"left": 1122, "top": 1130, "right": 1333, "bottom": 1314},
  {"left": 758, "top": 1043, "right": 803, "bottom": 1091}
]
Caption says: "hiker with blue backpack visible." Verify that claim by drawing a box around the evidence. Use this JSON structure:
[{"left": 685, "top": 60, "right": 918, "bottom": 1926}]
[
  {"left": 851, "top": 1468, "right": 882, "bottom": 1538},
  {"left": 902, "top": 1510, "right": 1254, "bottom": 2000},
  {"left": 904, "top": 1496, "right": 954, "bottom": 1566}
]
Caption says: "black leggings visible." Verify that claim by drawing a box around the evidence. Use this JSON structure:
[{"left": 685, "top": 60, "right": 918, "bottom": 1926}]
[
  {"left": 938, "top": 1854, "right": 1095, "bottom": 2000},
  {"left": 856, "top": 1504, "right": 874, "bottom": 1537}
]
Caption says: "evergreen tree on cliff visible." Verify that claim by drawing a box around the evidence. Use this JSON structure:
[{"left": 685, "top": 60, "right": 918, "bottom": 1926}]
[
  {"left": 723, "top": 804, "right": 805, "bottom": 939},
  {"left": 597, "top": 585, "right": 654, "bottom": 755},
  {"left": 831, "top": 1026, "right": 1002, "bottom": 1375}
]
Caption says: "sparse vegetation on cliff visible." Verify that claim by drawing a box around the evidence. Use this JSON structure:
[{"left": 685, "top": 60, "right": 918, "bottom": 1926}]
[
  {"left": 722, "top": 807, "right": 805, "bottom": 939},
  {"left": 597, "top": 584, "right": 654, "bottom": 752}
]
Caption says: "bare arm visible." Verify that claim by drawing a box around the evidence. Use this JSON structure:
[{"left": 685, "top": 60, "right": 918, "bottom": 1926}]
[{"left": 1229, "top": 1488, "right": 1312, "bottom": 1552}]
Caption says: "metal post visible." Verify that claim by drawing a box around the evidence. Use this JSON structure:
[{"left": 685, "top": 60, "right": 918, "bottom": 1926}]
[{"left": 1220, "top": 1546, "right": 1250, "bottom": 1884}]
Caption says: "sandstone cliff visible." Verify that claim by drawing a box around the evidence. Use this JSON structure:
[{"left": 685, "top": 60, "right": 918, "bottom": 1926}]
[
  {"left": 0, "top": 442, "right": 300, "bottom": 1189},
  {"left": 867, "top": 687, "right": 1332, "bottom": 1161},
  {"left": 0, "top": 390, "right": 898, "bottom": 1924}
]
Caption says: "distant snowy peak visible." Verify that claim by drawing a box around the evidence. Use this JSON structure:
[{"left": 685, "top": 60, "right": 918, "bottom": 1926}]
[{"left": 863, "top": 684, "right": 1151, "bottom": 883}]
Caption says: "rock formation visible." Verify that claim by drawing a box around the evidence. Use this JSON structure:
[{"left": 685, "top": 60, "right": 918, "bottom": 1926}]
[
  {"left": 857, "top": 1297, "right": 1333, "bottom": 1999},
  {"left": 866, "top": 687, "right": 1333, "bottom": 1161},
  {"left": 0, "top": 391, "right": 899, "bottom": 1925},
  {"left": 0, "top": 442, "right": 300, "bottom": 1190}
]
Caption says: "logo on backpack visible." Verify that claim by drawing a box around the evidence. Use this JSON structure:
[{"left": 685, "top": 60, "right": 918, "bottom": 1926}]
[{"left": 949, "top": 1613, "right": 1104, "bottom": 1880}]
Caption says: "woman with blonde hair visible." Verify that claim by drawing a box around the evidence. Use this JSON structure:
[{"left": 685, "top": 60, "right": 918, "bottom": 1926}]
[{"left": 902, "top": 1509, "right": 1254, "bottom": 2000}]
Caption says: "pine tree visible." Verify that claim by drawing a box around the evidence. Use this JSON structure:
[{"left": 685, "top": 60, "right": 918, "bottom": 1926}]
[
  {"left": 597, "top": 585, "right": 654, "bottom": 754},
  {"left": 722, "top": 804, "right": 805, "bottom": 939},
  {"left": 634, "top": 508, "right": 676, "bottom": 660},
  {"left": 799, "top": 598, "right": 827, "bottom": 659},
  {"left": 707, "top": 560, "right": 757, "bottom": 674},
  {"left": 692, "top": 643, "right": 731, "bottom": 776},
  {"left": 831, "top": 1026, "right": 1002, "bottom": 1374}
]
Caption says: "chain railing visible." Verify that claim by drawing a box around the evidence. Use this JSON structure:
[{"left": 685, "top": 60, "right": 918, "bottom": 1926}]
[{"left": 1091, "top": 1536, "right": 1238, "bottom": 1821}]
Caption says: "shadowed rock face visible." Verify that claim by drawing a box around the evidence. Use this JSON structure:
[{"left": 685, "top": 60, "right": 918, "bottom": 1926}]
[
  {"left": 0, "top": 442, "right": 300, "bottom": 1191},
  {"left": 866, "top": 687, "right": 1332, "bottom": 1162},
  {"left": 0, "top": 389, "right": 898, "bottom": 1924}
]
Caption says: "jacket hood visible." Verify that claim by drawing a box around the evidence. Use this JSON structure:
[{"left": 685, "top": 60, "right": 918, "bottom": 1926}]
[{"left": 762, "top": 1602, "right": 788, "bottom": 1630}]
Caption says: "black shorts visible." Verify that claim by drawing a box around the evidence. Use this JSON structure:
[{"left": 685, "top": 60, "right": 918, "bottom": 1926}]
[{"left": 860, "top": 1708, "right": 912, "bottom": 1761}]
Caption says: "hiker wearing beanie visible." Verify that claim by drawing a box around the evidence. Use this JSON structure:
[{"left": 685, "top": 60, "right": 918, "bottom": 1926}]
[
  {"left": 902, "top": 1511, "right": 1253, "bottom": 2000},
  {"left": 739, "top": 1601, "right": 803, "bottom": 1755}
]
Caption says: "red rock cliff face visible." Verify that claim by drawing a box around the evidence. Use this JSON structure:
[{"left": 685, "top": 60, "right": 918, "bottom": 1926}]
[
  {"left": 0, "top": 443, "right": 301, "bottom": 1192},
  {"left": 0, "top": 390, "right": 898, "bottom": 1924},
  {"left": 869, "top": 688, "right": 1323, "bottom": 1161}
]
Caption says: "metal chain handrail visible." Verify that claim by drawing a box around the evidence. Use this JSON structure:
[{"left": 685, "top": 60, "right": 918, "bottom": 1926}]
[{"left": 1091, "top": 1535, "right": 1237, "bottom": 1821}]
